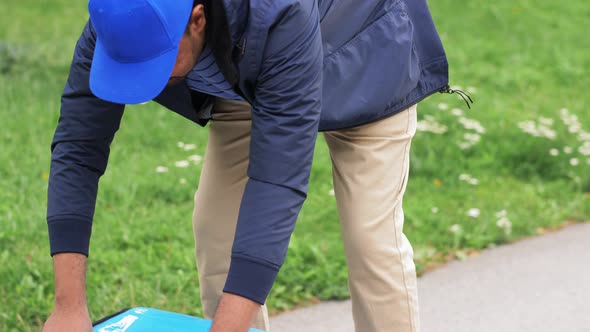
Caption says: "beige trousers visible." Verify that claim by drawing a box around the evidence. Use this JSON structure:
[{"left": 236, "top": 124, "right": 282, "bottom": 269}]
[{"left": 193, "top": 98, "right": 419, "bottom": 332}]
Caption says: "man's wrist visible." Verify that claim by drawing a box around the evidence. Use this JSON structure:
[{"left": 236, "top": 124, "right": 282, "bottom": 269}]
[
  {"left": 54, "top": 294, "right": 87, "bottom": 309},
  {"left": 51, "top": 253, "right": 88, "bottom": 309},
  {"left": 210, "top": 293, "right": 260, "bottom": 332}
]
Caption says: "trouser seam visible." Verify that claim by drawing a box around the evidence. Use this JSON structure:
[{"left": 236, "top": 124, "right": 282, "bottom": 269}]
[{"left": 395, "top": 108, "right": 415, "bottom": 331}]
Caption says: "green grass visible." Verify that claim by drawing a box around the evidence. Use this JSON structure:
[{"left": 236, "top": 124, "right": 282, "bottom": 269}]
[{"left": 1, "top": 0, "right": 589, "bottom": 330}]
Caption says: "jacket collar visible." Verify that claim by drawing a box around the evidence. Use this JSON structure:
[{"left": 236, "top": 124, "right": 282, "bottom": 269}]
[
  {"left": 205, "top": 0, "right": 246, "bottom": 86},
  {"left": 222, "top": 0, "right": 249, "bottom": 45}
]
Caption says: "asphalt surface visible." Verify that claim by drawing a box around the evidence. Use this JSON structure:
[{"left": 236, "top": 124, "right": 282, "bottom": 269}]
[{"left": 269, "top": 222, "right": 590, "bottom": 332}]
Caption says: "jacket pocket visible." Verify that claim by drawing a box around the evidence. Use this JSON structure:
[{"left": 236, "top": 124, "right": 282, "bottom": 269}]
[{"left": 321, "top": 0, "right": 421, "bottom": 129}]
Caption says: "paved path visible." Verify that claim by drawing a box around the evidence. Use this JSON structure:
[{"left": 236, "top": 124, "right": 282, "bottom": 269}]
[{"left": 270, "top": 222, "right": 590, "bottom": 332}]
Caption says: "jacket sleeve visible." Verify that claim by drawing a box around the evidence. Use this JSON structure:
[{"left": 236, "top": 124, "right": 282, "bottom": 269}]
[
  {"left": 47, "top": 20, "right": 124, "bottom": 256},
  {"left": 223, "top": 1, "right": 323, "bottom": 304}
]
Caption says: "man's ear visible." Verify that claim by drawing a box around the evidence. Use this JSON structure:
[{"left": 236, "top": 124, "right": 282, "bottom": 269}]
[{"left": 187, "top": 4, "right": 206, "bottom": 36}]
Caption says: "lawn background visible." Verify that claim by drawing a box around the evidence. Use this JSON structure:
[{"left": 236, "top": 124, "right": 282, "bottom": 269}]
[{"left": 1, "top": 0, "right": 589, "bottom": 330}]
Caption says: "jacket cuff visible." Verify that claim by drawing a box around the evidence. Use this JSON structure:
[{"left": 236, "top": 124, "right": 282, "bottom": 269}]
[
  {"left": 223, "top": 256, "right": 279, "bottom": 305},
  {"left": 47, "top": 218, "right": 92, "bottom": 256}
]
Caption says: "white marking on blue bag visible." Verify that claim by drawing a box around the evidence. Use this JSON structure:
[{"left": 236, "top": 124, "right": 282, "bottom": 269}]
[{"left": 98, "top": 315, "right": 139, "bottom": 332}]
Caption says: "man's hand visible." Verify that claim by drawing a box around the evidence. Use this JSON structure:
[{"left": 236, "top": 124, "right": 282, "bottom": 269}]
[
  {"left": 210, "top": 293, "right": 261, "bottom": 332},
  {"left": 42, "top": 306, "right": 92, "bottom": 332},
  {"left": 42, "top": 253, "right": 91, "bottom": 332}
]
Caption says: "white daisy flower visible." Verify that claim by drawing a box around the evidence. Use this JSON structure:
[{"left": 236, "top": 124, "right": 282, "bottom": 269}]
[
  {"left": 188, "top": 154, "right": 203, "bottom": 164},
  {"left": 459, "top": 117, "right": 486, "bottom": 134},
  {"left": 459, "top": 174, "right": 471, "bottom": 181},
  {"left": 538, "top": 126, "right": 556, "bottom": 140},
  {"left": 449, "top": 224, "right": 462, "bottom": 234},
  {"left": 175, "top": 160, "right": 190, "bottom": 168},
  {"left": 518, "top": 121, "right": 539, "bottom": 136},
  {"left": 569, "top": 125, "right": 581, "bottom": 134},
  {"left": 496, "top": 217, "right": 511, "bottom": 228},
  {"left": 177, "top": 142, "right": 185, "bottom": 148},
  {"left": 155, "top": 166, "right": 169, "bottom": 173},
  {"left": 496, "top": 217, "right": 512, "bottom": 235},
  {"left": 559, "top": 109, "right": 580, "bottom": 128},
  {"left": 183, "top": 144, "right": 196, "bottom": 151},
  {"left": 538, "top": 117, "right": 554, "bottom": 126},
  {"left": 568, "top": 114, "right": 579, "bottom": 124},
  {"left": 438, "top": 103, "right": 449, "bottom": 110},
  {"left": 549, "top": 148, "right": 559, "bottom": 156},
  {"left": 564, "top": 146, "right": 573, "bottom": 154},
  {"left": 495, "top": 210, "right": 508, "bottom": 218},
  {"left": 570, "top": 158, "right": 579, "bottom": 166},
  {"left": 578, "top": 143, "right": 590, "bottom": 156},
  {"left": 467, "top": 208, "right": 481, "bottom": 218},
  {"left": 417, "top": 120, "right": 448, "bottom": 134},
  {"left": 464, "top": 133, "right": 481, "bottom": 143},
  {"left": 431, "top": 207, "right": 439, "bottom": 214},
  {"left": 578, "top": 132, "right": 590, "bottom": 141}
]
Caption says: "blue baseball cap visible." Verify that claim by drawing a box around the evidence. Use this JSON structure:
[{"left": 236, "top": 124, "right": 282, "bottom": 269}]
[{"left": 88, "top": 0, "right": 194, "bottom": 104}]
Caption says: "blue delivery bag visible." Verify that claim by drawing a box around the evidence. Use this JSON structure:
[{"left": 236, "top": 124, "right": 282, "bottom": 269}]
[{"left": 93, "top": 307, "right": 266, "bottom": 332}]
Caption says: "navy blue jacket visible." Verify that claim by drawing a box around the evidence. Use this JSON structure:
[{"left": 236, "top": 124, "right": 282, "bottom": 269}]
[{"left": 48, "top": 0, "right": 448, "bottom": 304}]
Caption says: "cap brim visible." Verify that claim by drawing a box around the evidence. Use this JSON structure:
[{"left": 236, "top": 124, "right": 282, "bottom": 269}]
[{"left": 90, "top": 40, "right": 179, "bottom": 105}]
